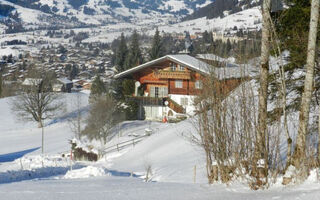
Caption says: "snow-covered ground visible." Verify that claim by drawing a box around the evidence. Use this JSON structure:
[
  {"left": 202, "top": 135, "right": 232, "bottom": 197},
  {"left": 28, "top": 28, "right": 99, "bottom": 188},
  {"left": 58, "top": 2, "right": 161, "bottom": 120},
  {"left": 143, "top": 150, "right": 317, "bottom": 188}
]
[
  {"left": 1, "top": 172, "right": 320, "bottom": 200},
  {"left": 0, "top": 89, "right": 320, "bottom": 199},
  {"left": 155, "top": 7, "right": 262, "bottom": 35}
]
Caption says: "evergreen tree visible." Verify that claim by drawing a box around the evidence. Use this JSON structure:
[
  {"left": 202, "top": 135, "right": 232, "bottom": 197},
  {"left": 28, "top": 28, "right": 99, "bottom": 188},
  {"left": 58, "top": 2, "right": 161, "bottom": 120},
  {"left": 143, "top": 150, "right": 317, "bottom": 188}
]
[
  {"left": 90, "top": 75, "right": 106, "bottom": 101},
  {"left": 115, "top": 33, "right": 128, "bottom": 72},
  {"left": 112, "top": 79, "right": 124, "bottom": 100},
  {"left": 68, "top": 65, "right": 78, "bottom": 80},
  {"left": 149, "top": 28, "right": 164, "bottom": 60},
  {"left": 202, "top": 31, "right": 212, "bottom": 44},
  {"left": 271, "top": 0, "right": 316, "bottom": 114},
  {"left": 226, "top": 39, "right": 232, "bottom": 56},
  {"left": 122, "top": 79, "right": 135, "bottom": 96},
  {"left": 124, "top": 30, "right": 143, "bottom": 70}
]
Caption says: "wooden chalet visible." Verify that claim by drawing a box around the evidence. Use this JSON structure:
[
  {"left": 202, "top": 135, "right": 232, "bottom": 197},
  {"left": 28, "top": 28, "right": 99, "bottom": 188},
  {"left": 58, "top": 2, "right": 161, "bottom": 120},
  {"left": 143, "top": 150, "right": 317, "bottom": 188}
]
[{"left": 114, "top": 54, "right": 249, "bottom": 120}]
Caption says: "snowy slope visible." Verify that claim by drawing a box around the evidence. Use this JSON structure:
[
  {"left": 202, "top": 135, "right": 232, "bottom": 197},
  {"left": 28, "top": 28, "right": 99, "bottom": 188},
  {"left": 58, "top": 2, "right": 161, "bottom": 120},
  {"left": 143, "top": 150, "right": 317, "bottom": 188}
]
[
  {"left": 0, "top": 80, "right": 319, "bottom": 199},
  {"left": 0, "top": 1, "right": 50, "bottom": 24},
  {"left": 156, "top": 7, "right": 262, "bottom": 35},
  {"left": 0, "top": 92, "right": 89, "bottom": 155},
  {"left": 108, "top": 120, "right": 207, "bottom": 183},
  {"left": 0, "top": 0, "right": 215, "bottom": 27}
]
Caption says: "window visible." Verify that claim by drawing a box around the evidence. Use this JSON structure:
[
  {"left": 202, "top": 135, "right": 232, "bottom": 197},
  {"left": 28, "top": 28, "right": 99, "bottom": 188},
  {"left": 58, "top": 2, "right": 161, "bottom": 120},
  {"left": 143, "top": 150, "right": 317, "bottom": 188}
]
[
  {"left": 150, "top": 86, "right": 168, "bottom": 97},
  {"left": 195, "top": 80, "right": 203, "bottom": 89},
  {"left": 155, "top": 87, "right": 159, "bottom": 97},
  {"left": 175, "top": 80, "right": 183, "bottom": 88},
  {"left": 178, "top": 65, "right": 184, "bottom": 71},
  {"left": 170, "top": 63, "right": 177, "bottom": 71},
  {"left": 159, "top": 87, "right": 168, "bottom": 97},
  {"left": 181, "top": 97, "right": 188, "bottom": 106}
]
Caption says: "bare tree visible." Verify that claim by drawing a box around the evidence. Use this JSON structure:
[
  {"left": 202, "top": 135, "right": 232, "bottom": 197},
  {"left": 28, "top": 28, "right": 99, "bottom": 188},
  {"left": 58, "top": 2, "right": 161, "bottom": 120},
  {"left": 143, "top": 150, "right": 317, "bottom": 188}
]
[
  {"left": 11, "top": 71, "right": 62, "bottom": 154},
  {"left": 82, "top": 94, "right": 123, "bottom": 144},
  {"left": 268, "top": 16, "right": 293, "bottom": 169},
  {"left": 68, "top": 92, "right": 84, "bottom": 140},
  {"left": 194, "top": 62, "right": 258, "bottom": 184},
  {"left": 293, "top": 0, "right": 320, "bottom": 174},
  {"left": 255, "top": 0, "right": 271, "bottom": 182}
]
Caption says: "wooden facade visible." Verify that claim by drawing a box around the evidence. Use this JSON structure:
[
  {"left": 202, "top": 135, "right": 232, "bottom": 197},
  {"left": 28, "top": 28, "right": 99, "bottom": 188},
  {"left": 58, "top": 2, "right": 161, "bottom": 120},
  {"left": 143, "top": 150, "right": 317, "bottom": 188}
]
[
  {"left": 114, "top": 54, "right": 246, "bottom": 116},
  {"left": 132, "top": 60, "right": 203, "bottom": 97}
]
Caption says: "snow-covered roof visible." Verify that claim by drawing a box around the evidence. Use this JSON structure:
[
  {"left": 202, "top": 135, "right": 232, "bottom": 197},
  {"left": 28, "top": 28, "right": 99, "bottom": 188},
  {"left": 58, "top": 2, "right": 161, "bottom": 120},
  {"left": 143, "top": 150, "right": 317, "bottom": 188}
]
[
  {"left": 57, "top": 78, "right": 73, "bottom": 85},
  {"left": 114, "top": 54, "right": 253, "bottom": 80},
  {"left": 114, "top": 54, "right": 212, "bottom": 79},
  {"left": 22, "top": 78, "right": 42, "bottom": 86}
]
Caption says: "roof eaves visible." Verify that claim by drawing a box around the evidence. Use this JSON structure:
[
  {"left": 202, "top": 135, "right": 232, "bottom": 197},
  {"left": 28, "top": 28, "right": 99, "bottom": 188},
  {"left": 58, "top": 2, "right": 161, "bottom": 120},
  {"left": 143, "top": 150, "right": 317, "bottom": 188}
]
[{"left": 114, "top": 56, "right": 168, "bottom": 79}]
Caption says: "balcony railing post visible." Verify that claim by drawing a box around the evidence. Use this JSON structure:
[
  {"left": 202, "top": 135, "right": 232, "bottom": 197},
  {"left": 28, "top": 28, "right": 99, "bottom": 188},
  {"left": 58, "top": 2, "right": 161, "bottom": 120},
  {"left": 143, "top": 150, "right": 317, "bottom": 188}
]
[{"left": 154, "top": 70, "right": 191, "bottom": 80}]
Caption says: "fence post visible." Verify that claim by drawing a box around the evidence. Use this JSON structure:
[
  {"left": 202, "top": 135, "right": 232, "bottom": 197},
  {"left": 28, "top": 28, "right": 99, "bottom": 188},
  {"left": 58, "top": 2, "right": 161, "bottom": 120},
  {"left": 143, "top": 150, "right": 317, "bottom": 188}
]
[{"left": 117, "top": 144, "right": 119, "bottom": 152}]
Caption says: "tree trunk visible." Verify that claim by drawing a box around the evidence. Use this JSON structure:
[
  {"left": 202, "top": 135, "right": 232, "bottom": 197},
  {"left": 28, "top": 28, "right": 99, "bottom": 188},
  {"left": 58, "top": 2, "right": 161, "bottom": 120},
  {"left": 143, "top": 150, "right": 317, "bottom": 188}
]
[
  {"left": 255, "top": 0, "right": 271, "bottom": 181},
  {"left": 39, "top": 120, "right": 44, "bottom": 154},
  {"left": 293, "top": 0, "right": 319, "bottom": 172},
  {"left": 281, "top": 65, "right": 292, "bottom": 169}
]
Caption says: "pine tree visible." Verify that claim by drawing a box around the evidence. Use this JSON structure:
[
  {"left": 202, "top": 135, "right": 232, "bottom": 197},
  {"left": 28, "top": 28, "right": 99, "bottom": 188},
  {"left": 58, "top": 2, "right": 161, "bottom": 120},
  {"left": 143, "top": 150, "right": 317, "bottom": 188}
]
[
  {"left": 68, "top": 65, "right": 78, "bottom": 80},
  {"left": 115, "top": 33, "right": 128, "bottom": 72},
  {"left": 269, "top": 0, "right": 311, "bottom": 120},
  {"left": 269, "top": 0, "right": 320, "bottom": 128},
  {"left": 149, "top": 28, "right": 164, "bottom": 60},
  {"left": 124, "top": 30, "right": 143, "bottom": 70},
  {"left": 272, "top": 0, "right": 320, "bottom": 175},
  {"left": 90, "top": 75, "right": 106, "bottom": 101},
  {"left": 226, "top": 39, "right": 232, "bottom": 56}
]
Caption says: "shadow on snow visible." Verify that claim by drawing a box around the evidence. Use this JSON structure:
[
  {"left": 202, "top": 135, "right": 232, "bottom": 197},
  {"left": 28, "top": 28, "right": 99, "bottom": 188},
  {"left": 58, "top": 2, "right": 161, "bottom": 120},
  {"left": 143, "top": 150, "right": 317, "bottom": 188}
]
[
  {"left": 47, "top": 106, "right": 90, "bottom": 126},
  {"left": 0, "top": 164, "right": 86, "bottom": 185},
  {"left": 0, "top": 147, "right": 40, "bottom": 163},
  {"left": 107, "top": 169, "right": 140, "bottom": 178}
]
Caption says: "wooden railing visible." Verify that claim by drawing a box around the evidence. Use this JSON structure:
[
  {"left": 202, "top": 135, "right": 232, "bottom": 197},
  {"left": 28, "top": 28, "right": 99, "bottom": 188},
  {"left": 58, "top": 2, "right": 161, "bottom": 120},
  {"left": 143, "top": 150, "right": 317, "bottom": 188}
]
[
  {"left": 102, "top": 135, "right": 150, "bottom": 155},
  {"left": 167, "top": 98, "right": 186, "bottom": 114},
  {"left": 126, "top": 96, "right": 164, "bottom": 106},
  {"left": 154, "top": 70, "right": 191, "bottom": 80}
]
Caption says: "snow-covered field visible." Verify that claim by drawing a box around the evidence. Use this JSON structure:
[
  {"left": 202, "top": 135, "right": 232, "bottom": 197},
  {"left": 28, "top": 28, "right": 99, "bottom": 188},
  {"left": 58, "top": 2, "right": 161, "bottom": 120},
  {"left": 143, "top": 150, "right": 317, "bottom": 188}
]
[
  {"left": 155, "top": 7, "right": 262, "bottom": 35},
  {"left": 0, "top": 91, "right": 320, "bottom": 199}
]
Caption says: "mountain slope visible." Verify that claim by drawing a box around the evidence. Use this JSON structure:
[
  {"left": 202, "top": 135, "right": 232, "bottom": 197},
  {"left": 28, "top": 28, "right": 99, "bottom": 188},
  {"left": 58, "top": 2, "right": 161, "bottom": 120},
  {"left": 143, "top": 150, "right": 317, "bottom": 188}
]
[
  {"left": 0, "top": 0, "right": 215, "bottom": 27},
  {"left": 184, "top": 0, "right": 283, "bottom": 21}
]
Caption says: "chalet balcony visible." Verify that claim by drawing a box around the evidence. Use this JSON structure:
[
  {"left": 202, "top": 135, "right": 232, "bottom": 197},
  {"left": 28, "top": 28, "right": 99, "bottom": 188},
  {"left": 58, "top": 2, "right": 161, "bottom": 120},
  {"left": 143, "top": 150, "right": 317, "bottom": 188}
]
[
  {"left": 126, "top": 96, "right": 186, "bottom": 114},
  {"left": 154, "top": 70, "right": 191, "bottom": 80},
  {"left": 126, "top": 96, "right": 165, "bottom": 106}
]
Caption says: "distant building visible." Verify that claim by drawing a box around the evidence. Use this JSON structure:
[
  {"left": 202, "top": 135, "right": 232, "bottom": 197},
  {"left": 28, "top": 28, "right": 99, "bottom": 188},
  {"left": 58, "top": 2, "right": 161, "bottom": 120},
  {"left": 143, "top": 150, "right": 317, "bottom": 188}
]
[
  {"left": 212, "top": 32, "right": 246, "bottom": 43},
  {"left": 53, "top": 78, "right": 73, "bottom": 93},
  {"left": 22, "top": 78, "right": 42, "bottom": 86}
]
